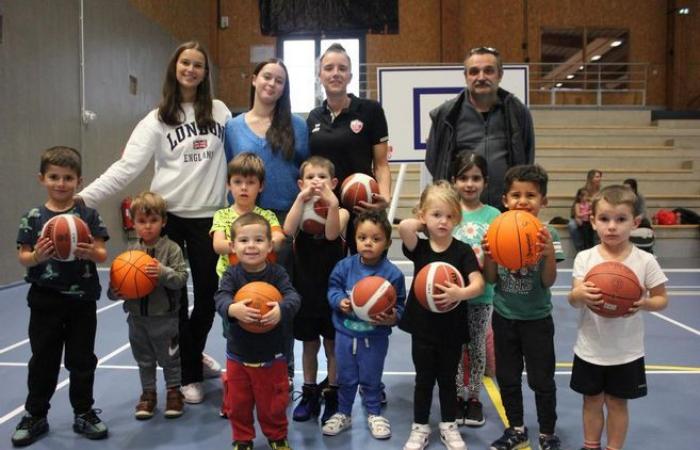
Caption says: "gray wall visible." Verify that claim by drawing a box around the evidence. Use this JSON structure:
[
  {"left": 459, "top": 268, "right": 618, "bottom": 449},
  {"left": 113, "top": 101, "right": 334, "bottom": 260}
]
[{"left": 0, "top": 0, "right": 180, "bottom": 284}]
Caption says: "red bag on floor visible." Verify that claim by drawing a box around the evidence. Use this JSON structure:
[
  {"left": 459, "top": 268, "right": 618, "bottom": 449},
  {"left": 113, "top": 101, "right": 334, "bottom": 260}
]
[{"left": 463, "top": 322, "right": 496, "bottom": 385}]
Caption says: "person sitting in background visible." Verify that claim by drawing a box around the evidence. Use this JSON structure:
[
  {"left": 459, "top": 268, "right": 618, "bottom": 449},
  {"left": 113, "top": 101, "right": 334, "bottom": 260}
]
[
  {"left": 623, "top": 178, "right": 655, "bottom": 254},
  {"left": 568, "top": 170, "right": 602, "bottom": 252},
  {"left": 572, "top": 188, "right": 594, "bottom": 251}
]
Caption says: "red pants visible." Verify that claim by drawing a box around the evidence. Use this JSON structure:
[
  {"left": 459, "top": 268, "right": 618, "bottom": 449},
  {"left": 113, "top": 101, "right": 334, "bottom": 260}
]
[{"left": 226, "top": 358, "right": 288, "bottom": 442}]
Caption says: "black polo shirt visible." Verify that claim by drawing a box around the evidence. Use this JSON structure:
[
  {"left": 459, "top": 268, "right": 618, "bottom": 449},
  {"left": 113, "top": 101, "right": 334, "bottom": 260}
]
[{"left": 307, "top": 94, "right": 388, "bottom": 187}]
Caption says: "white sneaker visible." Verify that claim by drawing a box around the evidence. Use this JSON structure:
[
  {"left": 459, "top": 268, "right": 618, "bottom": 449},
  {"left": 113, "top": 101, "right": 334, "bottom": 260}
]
[
  {"left": 180, "top": 382, "right": 204, "bottom": 404},
  {"left": 368, "top": 414, "right": 391, "bottom": 439},
  {"left": 404, "top": 423, "right": 431, "bottom": 450},
  {"left": 202, "top": 353, "right": 221, "bottom": 379},
  {"left": 439, "top": 422, "right": 467, "bottom": 450},
  {"left": 322, "top": 413, "right": 351, "bottom": 436}
]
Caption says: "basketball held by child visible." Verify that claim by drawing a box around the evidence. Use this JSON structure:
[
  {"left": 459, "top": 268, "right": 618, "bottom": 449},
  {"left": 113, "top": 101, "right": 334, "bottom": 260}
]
[
  {"left": 350, "top": 276, "right": 397, "bottom": 321},
  {"left": 110, "top": 250, "right": 157, "bottom": 300},
  {"left": 584, "top": 261, "right": 643, "bottom": 318},
  {"left": 413, "top": 262, "right": 465, "bottom": 313},
  {"left": 40, "top": 214, "right": 91, "bottom": 261},
  {"left": 233, "top": 281, "right": 283, "bottom": 333},
  {"left": 300, "top": 196, "right": 329, "bottom": 235},
  {"left": 486, "top": 210, "right": 543, "bottom": 270},
  {"left": 340, "top": 173, "right": 380, "bottom": 210}
]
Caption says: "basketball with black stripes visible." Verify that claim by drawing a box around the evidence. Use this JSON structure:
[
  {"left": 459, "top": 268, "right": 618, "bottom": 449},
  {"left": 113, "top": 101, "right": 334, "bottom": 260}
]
[
  {"left": 40, "top": 214, "right": 91, "bottom": 261},
  {"left": 486, "top": 210, "right": 543, "bottom": 271},
  {"left": 413, "top": 262, "right": 464, "bottom": 313},
  {"left": 233, "top": 281, "right": 282, "bottom": 333},
  {"left": 350, "top": 276, "right": 397, "bottom": 321},
  {"left": 584, "top": 261, "right": 643, "bottom": 318},
  {"left": 110, "top": 250, "right": 157, "bottom": 300}
]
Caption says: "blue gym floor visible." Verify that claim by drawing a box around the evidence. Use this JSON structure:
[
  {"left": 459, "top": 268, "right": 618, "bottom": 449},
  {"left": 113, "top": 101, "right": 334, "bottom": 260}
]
[{"left": 1, "top": 266, "right": 698, "bottom": 450}]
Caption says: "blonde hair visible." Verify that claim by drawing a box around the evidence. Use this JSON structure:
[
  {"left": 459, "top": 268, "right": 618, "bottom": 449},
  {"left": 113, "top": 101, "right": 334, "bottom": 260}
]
[
  {"left": 416, "top": 180, "right": 462, "bottom": 223},
  {"left": 592, "top": 185, "right": 640, "bottom": 217},
  {"left": 130, "top": 191, "right": 167, "bottom": 220}
]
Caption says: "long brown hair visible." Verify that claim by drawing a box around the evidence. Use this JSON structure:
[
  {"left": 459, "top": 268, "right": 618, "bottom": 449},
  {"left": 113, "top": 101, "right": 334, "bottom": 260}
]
[
  {"left": 158, "top": 41, "right": 215, "bottom": 129},
  {"left": 249, "top": 59, "right": 295, "bottom": 160}
]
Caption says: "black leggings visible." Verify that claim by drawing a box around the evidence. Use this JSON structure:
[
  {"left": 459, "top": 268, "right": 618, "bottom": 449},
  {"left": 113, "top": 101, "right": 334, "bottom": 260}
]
[{"left": 165, "top": 213, "right": 219, "bottom": 385}]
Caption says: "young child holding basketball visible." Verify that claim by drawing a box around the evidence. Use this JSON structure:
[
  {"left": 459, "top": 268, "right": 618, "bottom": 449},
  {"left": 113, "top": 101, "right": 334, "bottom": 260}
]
[
  {"left": 13, "top": 146, "right": 109, "bottom": 447},
  {"left": 321, "top": 210, "right": 406, "bottom": 439},
  {"left": 450, "top": 152, "right": 501, "bottom": 427},
  {"left": 398, "top": 180, "right": 485, "bottom": 450},
  {"left": 481, "top": 164, "right": 565, "bottom": 450},
  {"left": 567, "top": 185, "right": 668, "bottom": 450},
  {"left": 107, "top": 191, "right": 189, "bottom": 420},
  {"left": 213, "top": 212, "right": 300, "bottom": 450},
  {"left": 283, "top": 156, "right": 350, "bottom": 424}
]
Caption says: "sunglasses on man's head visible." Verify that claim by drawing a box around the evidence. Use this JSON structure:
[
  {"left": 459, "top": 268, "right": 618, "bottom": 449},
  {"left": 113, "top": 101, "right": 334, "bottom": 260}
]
[{"left": 469, "top": 47, "right": 499, "bottom": 56}]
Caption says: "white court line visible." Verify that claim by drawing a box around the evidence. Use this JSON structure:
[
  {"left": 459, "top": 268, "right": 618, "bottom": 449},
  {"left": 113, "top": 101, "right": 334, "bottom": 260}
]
[{"left": 651, "top": 311, "right": 700, "bottom": 337}]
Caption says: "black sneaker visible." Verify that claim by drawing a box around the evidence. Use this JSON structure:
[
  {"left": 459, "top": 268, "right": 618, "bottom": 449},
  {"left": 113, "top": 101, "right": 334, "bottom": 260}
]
[
  {"left": 320, "top": 386, "right": 338, "bottom": 425},
  {"left": 269, "top": 438, "right": 292, "bottom": 449},
  {"left": 464, "top": 398, "right": 485, "bottom": 427},
  {"left": 292, "top": 384, "right": 321, "bottom": 422},
  {"left": 11, "top": 414, "right": 48, "bottom": 447},
  {"left": 73, "top": 409, "right": 108, "bottom": 440},
  {"left": 232, "top": 440, "right": 254, "bottom": 450},
  {"left": 490, "top": 427, "right": 529, "bottom": 450},
  {"left": 539, "top": 434, "right": 563, "bottom": 450},
  {"left": 455, "top": 397, "right": 466, "bottom": 425}
]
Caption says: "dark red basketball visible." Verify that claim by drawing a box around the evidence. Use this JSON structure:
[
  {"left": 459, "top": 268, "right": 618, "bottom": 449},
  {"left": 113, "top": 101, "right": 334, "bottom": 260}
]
[
  {"left": 340, "top": 173, "right": 380, "bottom": 210},
  {"left": 300, "top": 197, "right": 329, "bottom": 235},
  {"left": 351, "top": 276, "right": 397, "bottom": 321},
  {"left": 413, "top": 262, "right": 464, "bottom": 313},
  {"left": 584, "top": 261, "right": 644, "bottom": 318},
  {"left": 40, "top": 214, "right": 91, "bottom": 261}
]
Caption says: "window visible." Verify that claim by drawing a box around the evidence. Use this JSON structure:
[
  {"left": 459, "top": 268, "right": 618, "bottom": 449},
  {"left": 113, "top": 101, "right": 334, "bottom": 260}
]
[{"left": 279, "top": 36, "right": 363, "bottom": 113}]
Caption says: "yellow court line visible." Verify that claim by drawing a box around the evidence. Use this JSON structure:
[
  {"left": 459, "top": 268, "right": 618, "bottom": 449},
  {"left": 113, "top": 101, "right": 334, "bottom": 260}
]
[{"left": 483, "top": 376, "right": 534, "bottom": 450}]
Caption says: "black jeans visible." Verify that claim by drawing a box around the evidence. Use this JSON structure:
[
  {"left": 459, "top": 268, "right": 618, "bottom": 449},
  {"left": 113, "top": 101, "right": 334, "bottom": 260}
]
[
  {"left": 25, "top": 285, "right": 97, "bottom": 416},
  {"left": 165, "top": 214, "right": 219, "bottom": 385},
  {"left": 411, "top": 335, "right": 462, "bottom": 424},
  {"left": 492, "top": 311, "right": 557, "bottom": 434}
]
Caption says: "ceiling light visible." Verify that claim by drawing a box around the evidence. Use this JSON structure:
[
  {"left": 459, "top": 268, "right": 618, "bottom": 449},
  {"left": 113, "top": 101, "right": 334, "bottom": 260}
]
[
  {"left": 566, "top": 74, "right": 575, "bottom": 79},
  {"left": 555, "top": 82, "right": 563, "bottom": 88},
  {"left": 678, "top": 7, "right": 690, "bottom": 15},
  {"left": 611, "top": 40, "right": 623, "bottom": 47},
  {"left": 579, "top": 65, "right": 584, "bottom": 71},
  {"left": 590, "top": 55, "right": 602, "bottom": 61}
]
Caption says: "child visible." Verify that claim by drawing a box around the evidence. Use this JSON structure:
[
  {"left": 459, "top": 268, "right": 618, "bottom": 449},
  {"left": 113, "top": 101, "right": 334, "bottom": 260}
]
[
  {"left": 567, "top": 185, "right": 668, "bottom": 450},
  {"left": 451, "top": 152, "right": 501, "bottom": 427},
  {"left": 398, "top": 181, "right": 485, "bottom": 450},
  {"left": 573, "top": 188, "right": 594, "bottom": 250},
  {"left": 321, "top": 210, "right": 406, "bottom": 439},
  {"left": 108, "top": 191, "right": 189, "bottom": 420},
  {"left": 482, "top": 164, "right": 565, "bottom": 450},
  {"left": 283, "top": 156, "right": 350, "bottom": 424},
  {"left": 211, "top": 152, "right": 286, "bottom": 277},
  {"left": 13, "top": 146, "right": 109, "bottom": 447},
  {"left": 214, "top": 213, "right": 300, "bottom": 450}
]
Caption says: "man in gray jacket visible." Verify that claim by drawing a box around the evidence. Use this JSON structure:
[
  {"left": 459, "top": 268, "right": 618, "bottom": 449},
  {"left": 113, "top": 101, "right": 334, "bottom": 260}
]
[{"left": 425, "top": 47, "right": 535, "bottom": 210}]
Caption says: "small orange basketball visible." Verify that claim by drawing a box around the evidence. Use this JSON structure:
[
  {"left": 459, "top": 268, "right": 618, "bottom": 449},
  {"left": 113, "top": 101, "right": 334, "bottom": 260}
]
[
  {"left": 41, "top": 214, "right": 91, "bottom": 261},
  {"left": 413, "top": 262, "right": 464, "bottom": 313},
  {"left": 340, "top": 173, "right": 380, "bottom": 210},
  {"left": 351, "top": 276, "right": 397, "bottom": 321},
  {"left": 486, "top": 210, "right": 543, "bottom": 270},
  {"left": 584, "top": 261, "right": 643, "bottom": 318},
  {"left": 233, "top": 281, "right": 283, "bottom": 333},
  {"left": 110, "top": 250, "right": 157, "bottom": 300}
]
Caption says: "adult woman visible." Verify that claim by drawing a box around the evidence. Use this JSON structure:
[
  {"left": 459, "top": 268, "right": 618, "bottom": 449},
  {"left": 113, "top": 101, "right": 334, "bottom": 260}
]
[
  {"left": 568, "top": 169, "right": 602, "bottom": 252},
  {"left": 224, "top": 58, "right": 308, "bottom": 223},
  {"left": 223, "top": 58, "right": 308, "bottom": 388},
  {"left": 306, "top": 43, "right": 391, "bottom": 251},
  {"left": 79, "top": 41, "right": 230, "bottom": 403}
]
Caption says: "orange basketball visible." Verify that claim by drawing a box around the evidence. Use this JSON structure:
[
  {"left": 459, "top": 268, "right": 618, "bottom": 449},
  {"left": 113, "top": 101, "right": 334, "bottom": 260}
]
[
  {"left": 584, "top": 261, "right": 643, "bottom": 318},
  {"left": 233, "top": 281, "right": 283, "bottom": 333},
  {"left": 413, "top": 262, "right": 464, "bottom": 313},
  {"left": 486, "top": 210, "right": 543, "bottom": 270},
  {"left": 110, "top": 250, "right": 157, "bottom": 300},
  {"left": 40, "top": 214, "right": 91, "bottom": 261},
  {"left": 340, "top": 173, "right": 380, "bottom": 210},
  {"left": 351, "top": 276, "right": 397, "bottom": 321}
]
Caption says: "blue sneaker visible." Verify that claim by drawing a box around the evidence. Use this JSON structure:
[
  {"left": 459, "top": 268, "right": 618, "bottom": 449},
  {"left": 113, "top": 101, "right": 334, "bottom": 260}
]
[
  {"left": 292, "top": 384, "right": 320, "bottom": 422},
  {"left": 320, "top": 386, "right": 338, "bottom": 425},
  {"left": 73, "top": 409, "right": 108, "bottom": 440},
  {"left": 11, "top": 414, "right": 48, "bottom": 447},
  {"left": 490, "top": 427, "right": 529, "bottom": 450}
]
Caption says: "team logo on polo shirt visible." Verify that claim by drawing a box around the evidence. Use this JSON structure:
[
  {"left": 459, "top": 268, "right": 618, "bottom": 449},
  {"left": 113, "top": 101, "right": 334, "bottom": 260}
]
[{"left": 350, "top": 119, "right": 363, "bottom": 134}]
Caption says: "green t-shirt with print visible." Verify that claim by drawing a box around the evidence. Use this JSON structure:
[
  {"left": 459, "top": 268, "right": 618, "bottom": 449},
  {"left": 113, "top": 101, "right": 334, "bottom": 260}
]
[
  {"left": 492, "top": 225, "right": 565, "bottom": 320},
  {"left": 453, "top": 204, "right": 501, "bottom": 305},
  {"left": 210, "top": 206, "right": 281, "bottom": 277}
]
